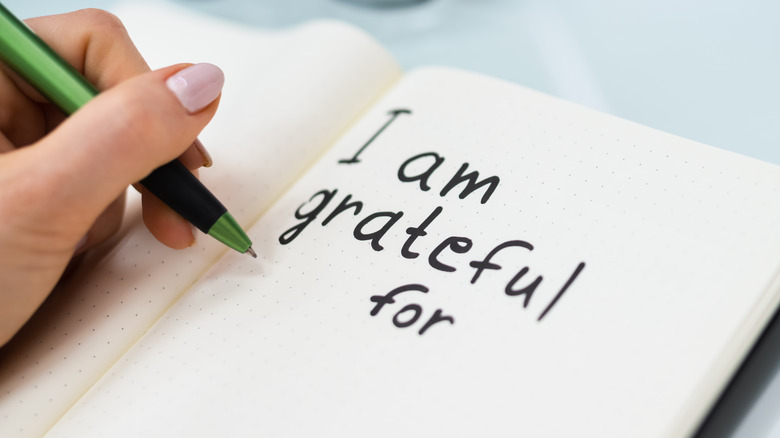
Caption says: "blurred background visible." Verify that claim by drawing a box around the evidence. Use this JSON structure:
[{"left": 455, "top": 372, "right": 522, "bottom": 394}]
[{"left": 4, "top": 1, "right": 780, "bottom": 436}]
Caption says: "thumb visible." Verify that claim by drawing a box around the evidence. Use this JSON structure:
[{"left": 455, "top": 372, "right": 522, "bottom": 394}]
[
  {"left": 13, "top": 63, "right": 223, "bottom": 245},
  {"left": 0, "top": 63, "right": 223, "bottom": 344}
]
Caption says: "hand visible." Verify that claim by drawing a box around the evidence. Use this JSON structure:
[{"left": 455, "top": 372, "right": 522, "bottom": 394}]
[{"left": 0, "top": 9, "right": 223, "bottom": 345}]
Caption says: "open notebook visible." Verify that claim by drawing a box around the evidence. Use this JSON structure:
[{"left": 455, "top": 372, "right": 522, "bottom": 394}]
[{"left": 2, "top": 2, "right": 780, "bottom": 437}]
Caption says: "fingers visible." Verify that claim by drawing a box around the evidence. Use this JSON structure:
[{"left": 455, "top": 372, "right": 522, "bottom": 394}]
[
  {"left": 0, "top": 10, "right": 149, "bottom": 146},
  {"left": 141, "top": 189, "right": 197, "bottom": 250},
  {"left": 130, "top": 138, "right": 209, "bottom": 249},
  {"left": 2, "top": 9, "right": 218, "bottom": 252},
  {"left": 3, "top": 63, "right": 223, "bottom": 253},
  {"left": 0, "top": 10, "right": 225, "bottom": 346},
  {"left": 0, "top": 65, "right": 45, "bottom": 147},
  {"left": 25, "top": 9, "right": 149, "bottom": 93},
  {"left": 0, "top": 131, "right": 14, "bottom": 153},
  {"left": 130, "top": 139, "right": 210, "bottom": 250},
  {"left": 75, "top": 195, "right": 126, "bottom": 255}
]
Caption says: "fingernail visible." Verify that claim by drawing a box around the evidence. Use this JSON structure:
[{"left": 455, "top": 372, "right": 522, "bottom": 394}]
[
  {"left": 194, "top": 138, "right": 213, "bottom": 167},
  {"left": 189, "top": 225, "right": 198, "bottom": 247},
  {"left": 166, "top": 63, "right": 224, "bottom": 113}
]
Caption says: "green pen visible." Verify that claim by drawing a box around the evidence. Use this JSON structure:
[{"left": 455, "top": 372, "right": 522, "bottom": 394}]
[{"left": 0, "top": 3, "right": 256, "bottom": 258}]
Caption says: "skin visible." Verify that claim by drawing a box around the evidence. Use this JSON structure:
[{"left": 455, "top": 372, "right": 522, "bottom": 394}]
[{"left": 0, "top": 9, "right": 220, "bottom": 346}]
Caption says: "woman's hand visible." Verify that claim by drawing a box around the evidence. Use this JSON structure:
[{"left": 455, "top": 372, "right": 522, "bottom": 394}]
[{"left": 0, "top": 9, "right": 224, "bottom": 345}]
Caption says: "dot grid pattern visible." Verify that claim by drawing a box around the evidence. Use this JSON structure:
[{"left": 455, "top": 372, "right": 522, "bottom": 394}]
[{"left": 41, "top": 67, "right": 780, "bottom": 438}]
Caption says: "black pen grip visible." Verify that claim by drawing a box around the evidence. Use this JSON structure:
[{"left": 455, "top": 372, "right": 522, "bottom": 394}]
[{"left": 140, "top": 160, "right": 227, "bottom": 233}]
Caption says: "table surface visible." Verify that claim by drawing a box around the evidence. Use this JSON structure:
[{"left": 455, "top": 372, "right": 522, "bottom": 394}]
[{"left": 5, "top": 1, "right": 780, "bottom": 436}]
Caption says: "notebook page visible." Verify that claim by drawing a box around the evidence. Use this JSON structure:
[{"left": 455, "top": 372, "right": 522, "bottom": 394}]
[
  {"left": 0, "top": 4, "right": 400, "bottom": 437},
  {"left": 47, "top": 68, "right": 780, "bottom": 437}
]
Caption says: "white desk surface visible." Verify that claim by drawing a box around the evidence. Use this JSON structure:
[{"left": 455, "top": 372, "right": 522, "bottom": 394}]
[{"left": 5, "top": 1, "right": 780, "bottom": 436}]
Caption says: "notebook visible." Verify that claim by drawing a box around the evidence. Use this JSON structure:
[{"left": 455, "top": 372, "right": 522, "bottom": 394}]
[{"left": 2, "top": 2, "right": 780, "bottom": 437}]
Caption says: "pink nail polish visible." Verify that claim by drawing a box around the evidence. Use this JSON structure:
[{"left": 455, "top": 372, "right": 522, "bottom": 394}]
[
  {"left": 165, "top": 63, "right": 225, "bottom": 113},
  {"left": 193, "top": 138, "right": 213, "bottom": 167},
  {"left": 189, "top": 225, "right": 198, "bottom": 247}
]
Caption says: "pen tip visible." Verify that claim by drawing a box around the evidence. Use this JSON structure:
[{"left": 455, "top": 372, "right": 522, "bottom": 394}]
[{"left": 245, "top": 246, "right": 257, "bottom": 258}]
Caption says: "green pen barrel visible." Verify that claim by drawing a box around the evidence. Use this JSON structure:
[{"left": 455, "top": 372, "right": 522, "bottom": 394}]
[{"left": 0, "top": 3, "right": 97, "bottom": 114}]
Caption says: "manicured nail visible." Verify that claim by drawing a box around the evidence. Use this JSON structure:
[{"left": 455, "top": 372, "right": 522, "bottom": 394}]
[
  {"left": 166, "top": 63, "right": 224, "bottom": 113},
  {"left": 193, "top": 138, "right": 213, "bottom": 167}
]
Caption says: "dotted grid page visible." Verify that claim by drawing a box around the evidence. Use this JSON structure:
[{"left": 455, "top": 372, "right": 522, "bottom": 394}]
[
  {"left": 0, "top": 3, "right": 401, "bottom": 438},
  {"left": 44, "top": 67, "right": 780, "bottom": 438}
]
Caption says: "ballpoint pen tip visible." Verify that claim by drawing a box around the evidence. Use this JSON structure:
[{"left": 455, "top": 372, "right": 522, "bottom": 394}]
[{"left": 245, "top": 247, "right": 257, "bottom": 258}]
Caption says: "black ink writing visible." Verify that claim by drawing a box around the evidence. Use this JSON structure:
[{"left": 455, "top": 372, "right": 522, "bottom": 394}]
[
  {"left": 398, "top": 152, "right": 500, "bottom": 204},
  {"left": 278, "top": 189, "right": 338, "bottom": 244},
  {"left": 398, "top": 152, "right": 444, "bottom": 192},
  {"left": 281, "top": 105, "right": 588, "bottom": 334},
  {"left": 428, "top": 236, "right": 473, "bottom": 272},
  {"left": 469, "top": 240, "right": 534, "bottom": 284},
  {"left": 440, "top": 162, "right": 500, "bottom": 204},
  {"left": 281, "top": 188, "right": 586, "bottom": 323},
  {"left": 370, "top": 284, "right": 455, "bottom": 335},
  {"left": 339, "top": 109, "right": 411, "bottom": 164},
  {"left": 402, "top": 206, "right": 443, "bottom": 259},
  {"left": 323, "top": 194, "right": 363, "bottom": 225},
  {"left": 353, "top": 211, "right": 404, "bottom": 251},
  {"left": 505, "top": 267, "right": 543, "bottom": 308},
  {"left": 538, "top": 262, "right": 586, "bottom": 321}
]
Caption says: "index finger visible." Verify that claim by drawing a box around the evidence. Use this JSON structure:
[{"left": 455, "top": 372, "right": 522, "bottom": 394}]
[
  {"left": 0, "top": 9, "right": 150, "bottom": 146},
  {"left": 25, "top": 9, "right": 150, "bottom": 94}
]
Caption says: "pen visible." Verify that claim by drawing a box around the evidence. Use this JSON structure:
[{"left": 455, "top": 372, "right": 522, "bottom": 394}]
[{"left": 0, "top": 3, "right": 256, "bottom": 258}]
